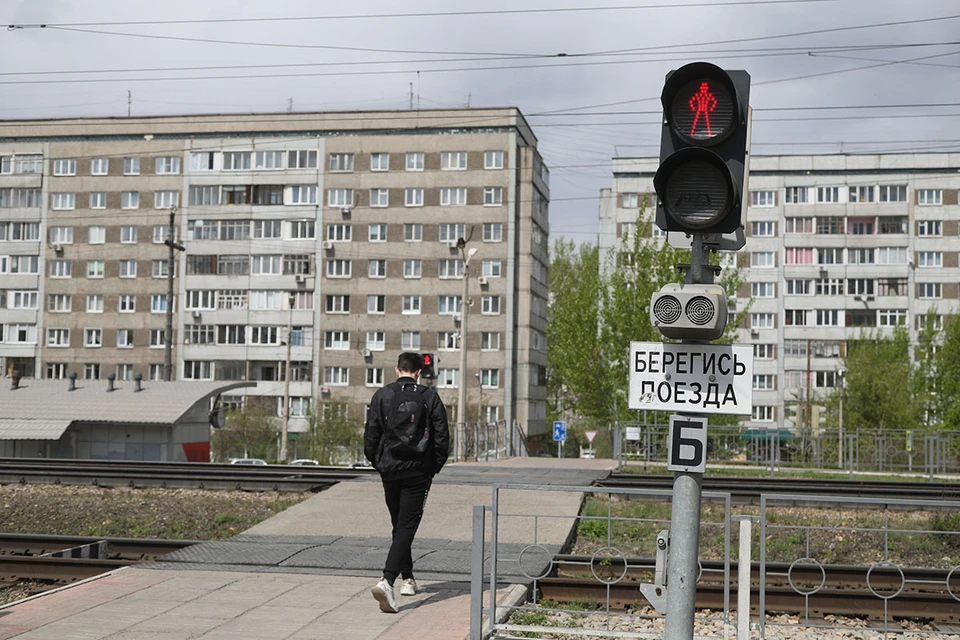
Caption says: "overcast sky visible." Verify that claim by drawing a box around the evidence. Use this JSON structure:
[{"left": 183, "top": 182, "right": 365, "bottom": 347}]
[{"left": 3, "top": 0, "right": 959, "bottom": 244}]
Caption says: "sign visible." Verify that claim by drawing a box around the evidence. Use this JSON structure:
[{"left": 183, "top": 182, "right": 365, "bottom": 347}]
[
  {"left": 628, "top": 341, "right": 753, "bottom": 415},
  {"left": 584, "top": 430, "right": 598, "bottom": 444},
  {"left": 553, "top": 421, "right": 567, "bottom": 442},
  {"left": 667, "top": 415, "right": 708, "bottom": 473},
  {"left": 625, "top": 427, "right": 641, "bottom": 441}
]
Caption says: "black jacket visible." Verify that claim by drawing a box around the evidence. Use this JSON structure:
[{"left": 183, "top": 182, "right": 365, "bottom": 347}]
[{"left": 364, "top": 377, "right": 450, "bottom": 478}]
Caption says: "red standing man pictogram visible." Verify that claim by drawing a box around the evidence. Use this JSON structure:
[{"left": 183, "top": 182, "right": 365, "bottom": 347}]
[{"left": 688, "top": 82, "right": 717, "bottom": 137}]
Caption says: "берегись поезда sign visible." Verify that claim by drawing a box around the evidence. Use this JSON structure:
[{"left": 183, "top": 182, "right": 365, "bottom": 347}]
[{"left": 628, "top": 341, "right": 753, "bottom": 415}]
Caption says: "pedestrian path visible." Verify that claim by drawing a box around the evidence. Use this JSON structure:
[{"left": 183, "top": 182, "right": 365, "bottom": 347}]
[{"left": 0, "top": 458, "right": 617, "bottom": 640}]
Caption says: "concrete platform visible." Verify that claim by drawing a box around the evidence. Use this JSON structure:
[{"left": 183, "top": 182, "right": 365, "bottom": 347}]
[{"left": 0, "top": 458, "right": 617, "bottom": 639}]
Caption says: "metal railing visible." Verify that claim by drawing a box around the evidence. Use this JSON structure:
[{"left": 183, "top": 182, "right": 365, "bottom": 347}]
[{"left": 454, "top": 420, "right": 528, "bottom": 462}]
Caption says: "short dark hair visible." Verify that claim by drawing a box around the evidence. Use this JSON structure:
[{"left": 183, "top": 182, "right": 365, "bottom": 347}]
[{"left": 397, "top": 352, "right": 422, "bottom": 374}]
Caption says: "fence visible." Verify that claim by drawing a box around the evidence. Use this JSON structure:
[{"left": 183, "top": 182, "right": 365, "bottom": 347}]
[
  {"left": 454, "top": 420, "right": 528, "bottom": 462},
  {"left": 615, "top": 422, "right": 960, "bottom": 476}
]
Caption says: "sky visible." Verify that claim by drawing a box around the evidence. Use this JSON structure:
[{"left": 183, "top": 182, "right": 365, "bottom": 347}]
[{"left": 2, "top": 0, "right": 960, "bottom": 244}]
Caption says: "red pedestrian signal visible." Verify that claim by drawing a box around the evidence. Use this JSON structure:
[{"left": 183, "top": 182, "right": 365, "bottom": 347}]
[{"left": 420, "top": 353, "right": 435, "bottom": 379}]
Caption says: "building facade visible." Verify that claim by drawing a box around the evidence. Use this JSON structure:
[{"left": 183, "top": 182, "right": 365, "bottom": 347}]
[
  {"left": 0, "top": 109, "right": 549, "bottom": 443},
  {"left": 600, "top": 153, "right": 960, "bottom": 431}
]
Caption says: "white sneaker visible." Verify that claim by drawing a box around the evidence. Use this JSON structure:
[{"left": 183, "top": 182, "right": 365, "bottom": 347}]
[
  {"left": 372, "top": 578, "right": 398, "bottom": 613},
  {"left": 399, "top": 578, "right": 417, "bottom": 596}
]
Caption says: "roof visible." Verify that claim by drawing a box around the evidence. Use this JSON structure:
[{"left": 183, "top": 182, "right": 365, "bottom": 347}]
[{"left": 0, "top": 379, "right": 255, "bottom": 439}]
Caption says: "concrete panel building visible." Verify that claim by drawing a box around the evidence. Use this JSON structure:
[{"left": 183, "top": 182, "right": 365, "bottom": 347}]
[
  {"left": 0, "top": 109, "right": 549, "bottom": 447},
  {"left": 600, "top": 153, "right": 960, "bottom": 431}
]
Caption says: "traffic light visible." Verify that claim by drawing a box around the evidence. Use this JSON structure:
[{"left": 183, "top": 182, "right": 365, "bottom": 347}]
[
  {"left": 654, "top": 62, "right": 751, "bottom": 235},
  {"left": 650, "top": 283, "right": 728, "bottom": 340},
  {"left": 420, "top": 353, "right": 435, "bottom": 379}
]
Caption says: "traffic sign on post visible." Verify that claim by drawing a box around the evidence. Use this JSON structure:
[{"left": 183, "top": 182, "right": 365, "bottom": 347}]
[
  {"left": 552, "top": 421, "right": 567, "bottom": 441},
  {"left": 667, "top": 415, "right": 708, "bottom": 473},
  {"left": 584, "top": 430, "right": 598, "bottom": 445}
]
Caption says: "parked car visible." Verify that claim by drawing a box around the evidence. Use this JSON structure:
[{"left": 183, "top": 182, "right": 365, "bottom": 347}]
[
  {"left": 230, "top": 458, "right": 267, "bottom": 465},
  {"left": 290, "top": 459, "right": 320, "bottom": 466}
]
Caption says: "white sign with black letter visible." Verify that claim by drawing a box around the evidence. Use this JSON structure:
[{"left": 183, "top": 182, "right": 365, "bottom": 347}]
[
  {"left": 667, "top": 415, "right": 708, "bottom": 473},
  {"left": 628, "top": 341, "right": 754, "bottom": 415}
]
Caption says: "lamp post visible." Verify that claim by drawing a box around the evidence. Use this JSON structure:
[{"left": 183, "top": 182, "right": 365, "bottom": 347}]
[
  {"left": 280, "top": 292, "right": 296, "bottom": 463},
  {"left": 837, "top": 368, "right": 845, "bottom": 469},
  {"left": 456, "top": 242, "right": 478, "bottom": 461}
]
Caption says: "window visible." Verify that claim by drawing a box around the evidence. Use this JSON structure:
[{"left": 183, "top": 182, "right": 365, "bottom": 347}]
[
  {"left": 441, "top": 151, "right": 467, "bottom": 170},
  {"left": 48, "top": 293, "right": 71, "bottom": 312},
  {"left": 223, "top": 151, "right": 252, "bottom": 171},
  {"left": 44, "top": 363, "right": 67, "bottom": 380},
  {"left": 785, "top": 279, "right": 812, "bottom": 295},
  {"left": 750, "top": 190, "right": 775, "bottom": 206},
  {"left": 288, "top": 150, "right": 317, "bottom": 169},
  {"left": 783, "top": 217, "right": 813, "bottom": 234},
  {"left": 251, "top": 185, "right": 283, "bottom": 205},
  {"left": 120, "top": 226, "right": 138, "bottom": 244},
  {"left": 481, "top": 295, "right": 501, "bottom": 315},
  {"left": 751, "top": 282, "right": 775, "bottom": 298},
  {"left": 848, "top": 248, "right": 875, "bottom": 265},
  {"left": 326, "top": 259, "right": 352, "bottom": 278},
  {"left": 877, "top": 277, "right": 908, "bottom": 296},
  {"left": 121, "top": 191, "right": 139, "bottom": 209},
  {"left": 751, "top": 221, "right": 775, "bottom": 236},
  {"left": 481, "top": 332, "right": 500, "bottom": 351},
  {"left": 437, "top": 331, "right": 460, "bottom": 350},
  {"left": 436, "top": 368, "right": 459, "bottom": 388},
  {"left": 325, "top": 294, "right": 350, "bottom": 314},
  {"left": 918, "top": 220, "right": 942, "bottom": 236},
  {"left": 288, "top": 185, "right": 317, "bottom": 205},
  {"left": 753, "top": 374, "right": 775, "bottom": 390},
  {"left": 848, "top": 278, "right": 874, "bottom": 296},
  {"left": 751, "top": 313, "right": 775, "bottom": 329},
  {"left": 482, "top": 187, "right": 503, "bottom": 206},
  {"left": 484, "top": 150, "right": 504, "bottom": 169},
  {"left": 405, "top": 188, "right": 424, "bottom": 207},
  {"left": 190, "top": 152, "right": 216, "bottom": 172},
  {"left": 482, "top": 259, "right": 502, "bottom": 278},
  {"left": 249, "top": 326, "right": 280, "bottom": 345},
  {"left": 878, "top": 216, "right": 907, "bottom": 234},
  {"left": 754, "top": 343, "right": 775, "bottom": 359},
  {"left": 328, "top": 153, "right": 354, "bottom": 172},
  {"left": 480, "top": 369, "right": 500, "bottom": 388},
  {"left": 117, "top": 329, "right": 134, "bottom": 348},
  {"left": 438, "top": 295, "right": 461, "bottom": 315},
  {"left": 49, "top": 226, "right": 74, "bottom": 245},
  {"left": 155, "top": 156, "right": 180, "bottom": 174},
  {"left": 367, "top": 295, "right": 385, "bottom": 314},
  {"left": 53, "top": 158, "right": 76, "bottom": 176},
  {"left": 784, "top": 186, "right": 808, "bottom": 204},
  {"left": 283, "top": 254, "right": 311, "bottom": 275},
  {"left": 328, "top": 188, "right": 354, "bottom": 207},
  {"left": 254, "top": 150, "right": 284, "bottom": 170},
  {"left": 119, "top": 260, "right": 137, "bottom": 278},
  {"left": 123, "top": 157, "right": 140, "bottom": 175},
  {"left": 784, "top": 248, "right": 813, "bottom": 265},
  {"left": 324, "top": 367, "right": 349, "bottom": 386},
  {"left": 328, "top": 224, "right": 352, "bottom": 241},
  {"left": 288, "top": 220, "right": 315, "bottom": 239},
  {"left": 49, "top": 260, "right": 72, "bottom": 278},
  {"left": 370, "top": 153, "right": 389, "bottom": 171},
  {"left": 849, "top": 220, "right": 874, "bottom": 235},
  {"left": 185, "top": 290, "right": 216, "bottom": 310},
  {"left": 751, "top": 252, "right": 775, "bottom": 268},
  {"left": 118, "top": 295, "right": 136, "bottom": 313},
  {"left": 439, "top": 259, "right": 464, "bottom": 279},
  {"left": 439, "top": 223, "right": 466, "bottom": 243},
  {"left": 365, "top": 331, "right": 385, "bottom": 351},
  {"left": 816, "top": 309, "right": 840, "bottom": 326},
  {"left": 816, "top": 186, "right": 840, "bottom": 203},
  {"left": 90, "top": 158, "right": 108, "bottom": 175},
  {"left": 752, "top": 406, "right": 775, "bottom": 422},
  {"left": 621, "top": 193, "right": 639, "bottom": 208},
  {"left": 404, "top": 223, "right": 422, "bottom": 242},
  {"left": 149, "top": 329, "right": 166, "bottom": 348},
  {"left": 370, "top": 188, "right": 389, "bottom": 207},
  {"left": 403, "top": 259, "right": 422, "bottom": 278},
  {"left": 784, "top": 309, "right": 809, "bottom": 326},
  {"left": 918, "top": 189, "right": 942, "bottom": 205},
  {"left": 879, "top": 185, "right": 907, "bottom": 202},
  {"left": 402, "top": 295, "right": 421, "bottom": 314},
  {"left": 849, "top": 185, "right": 874, "bottom": 203},
  {"left": 116, "top": 364, "right": 133, "bottom": 382},
  {"left": 918, "top": 251, "right": 942, "bottom": 268},
  {"left": 89, "top": 192, "right": 106, "bottom": 209},
  {"left": 816, "top": 279, "right": 844, "bottom": 295},
  {"left": 251, "top": 255, "right": 281, "bottom": 275},
  {"left": 368, "top": 259, "right": 386, "bottom": 278},
  {"left": 483, "top": 222, "right": 503, "bottom": 242},
  {"left": 86, "top": 295, "right": 104, "bottom": 313},
  {"left": 817, "top": 217, "right": 843, "bottom": 234},
  {"left": 249, "top": 220, "right": 281, "bottom": 240},
  {"left": 918, "top": 282, "right": 942, "bottom": 299},
  {"left": 405, "top": 152, "right": 424, "bottom": 171},
  {"left": 817, "top": 248, "right": 843, "bottom": 265},
  {"left": 84, "top": 363, "right": 101, "bottom": 380},
  {"left": 51, "top": 192, "right": 75, "bottom": 210},
  {"left": 324, "top": 331, "right": 350, "bottom": 350},
  {"left": 367, "top": 223, "right": 387, "bottom": 242},
  {"left": 151, "top": 294, "right": 168, "bottom": 313},
  {"left": 440, "top": 187, "right": 467, "bottom": 206},
  {"left": 365, "top": 369, "right": 384, "bottom": 387},
  {"left": 879, "top": 309, "right": 908, "bottom": 326},
  {"left": 184, "top": 361, "right": 214, "bottom": 380}
]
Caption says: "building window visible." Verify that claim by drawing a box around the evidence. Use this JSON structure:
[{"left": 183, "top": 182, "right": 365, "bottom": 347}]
[
  {"left": 621, "top": 193, "right": 639, "bottom": 208},
  {"left": 364, "top": 369, "right": 384, "bottom": 387},
  {"left": 370, "top": 153, "right": 389, "bottom": 171},
  {"left": 84, "top": 363, "right": 101, "bottom": 380},
  {"left": 436, "top": 368, "right": 459, "bottom": 388},
  {"left": 49, "top": 226, "right": 74, "bottom": 245},
  {"left": 751, "top": 282, "right": 775, "bottom": 298},
  {"left": 370, "top": 188, "right": 389, "bottom": 207},
  {"left": 918, "top": 282, "right": 942, "bottom": 299},
  {"left": 328, "top": 223, "right": 352, "bottom": 241},
  {"left": 404, "top": 223, "right": 422, "bottom": 242},
  {"left": 151, "top": 295, "right": 168, "bottom": 313},
  {"left": 328, "top": 153, "right": 354, "bottom": 172},
  {"left": 117, "top": 329, "right": 134, "bottom": 348},
  {"left": 367, "top": 295, "right": 385, "bottom": 314},
  {"left": 397, "top": 331, "right": 420, "bottom": 351},
  {"left": 439, "top": 223, "right": 466, "bottom": 243},
  {"left": 439, "top": 259, "right": 464, "bottom": 279},
  {"left": 815, "top": 309, "right": 840, "bottom": 326},
  {"left": 849, "top": 220, "right": 874, "bottom": 235},
  {"left": 751, "top": 221, "right": 775, "bottom": 236},
  {"left": 89, "top": 192, "right": 106, "bottom": 209},
  {"left": 879, "top": 185, "right": 907, "bottom": 202},
  {"left": 751, "top": 313, "right": 775, "bottom": 329},
  {"left": 326, "top": 259, "right": 352, "bottom": 278},
  {"left": 849, "top": 185, "right": 875, "bottom": 203},
  {"left": 45, "top": 363, "right": 67, "bottom": 379},
  {"left": 47, "top": 293, "right": 71, "bottom": 312},
  {"left": 817, "top": 248, "right": 844, "bottom": 265},
  {"left": 816, "top": 186, "right": 840, "bottom": 203},
  {"left": 405, "top": 188, "right": 424, "bottom": 207},
  {"left": 288, "top": 185, "right": 318, "bottom": 205},
  {"left": 783, "top": 217, "right": 813, "bottom": 234},
  {"left": 123, "top": 157, "right": 140, "bottom": 175},
  {"left": 402, "top": 295, "right": 421, "bottom": 315},
  {"left": 437, "top": 331, "right": 459, "bottom": 350},
  {"left": 51, "top": 192, "right": 75, "bottom": 210},
  {"left": 254, "top": 150, "right": 284, "bottom": 170},
  {"left": 119, "top": 260, "right": 137, "bottom": 278},
  {"left": 754, "top": 343, "right": 775, "bottom": 359},
  {"left": 328, "top": 188, "right": 354, "bottom": 207},
  {"left": 481, "top": 295, "right": 501, "bottom": 315},
  {"left": 116, "top": 364, "right": 133, "bottom": 382},
  {"left": 368, "top": 223, "right": 387, "bottom": 242},
  {"left": 288, "top": 150, "right": 317, "bottom": 169},
  {"left": 752, "top": 406, "right": 775, "bottom": 422},
  {"left": 848, "top": 248, "right": 875, "bottom": 265},
  {"left": 784, "top": 248, "right": 813, "bottom": 265},
  {"left": 817, "top": 217, "right": 844, "bottom": 234},
  {"left": 119, "top": 226, "right": 138, "bottom": 244},
  {"left": 53, "top": 158, "right": 76, "bottom": 176},
  {"left": 750, "top": 190, "right": 775, "bottom": 207},
  {"left": 149, "top": 329, "right": 166, "bottom": 347},
  {"left": 121, "top": 191, "right": 139, "bottom": 209},
  {"left": 482, "top": 259, "right": 502, "bottom": 277},
  {"left": 324, "top": 331, "right": 350, "bottom": 350},
  {"left": 878, "top": 216, "right": 907, "bottom": 235},
  {"left": 184, "top": 361, "right": 214, "bottom": 380},
  {"left": 153, "top": 190, "right": 180, "bottom": 209},
  {"left": 484, "top": 150, "right": 504, "bottom": 169},
  {"left": 481, "top": 332, "right": 500, "bottom": 351},
  {"left": 876, "top": 247, "right": 908, "bottom": 265},
  {"left": 223, "top": 151, "right": 252, "bottom": 171},
  {"left": 405, "top": 152, "right": 424, "bottom": 171},
  {"left": 440, "top": 187, "right": 467, "bottom": 206},
  {"left": 288, "top": 220, "right": 315, "bottom": 239},
  {"left": 363, "top": 331, "right": 386, "bottom": 352},
  {"left": 47, "top": 328, "right": 70, "bottom": 347},
  {"left": 48, "top": 260, "right": 72, "bottom": 278},
  {"left": 750, "top": 252, "right": 775, "bottom": 268},
  {"left": 784, "top": 309, "right": 810, "bottom": 326},
  {"left": 190, "top": 152, "right": 216, "bottom": 171},
  {"left": 785, "top": 279, "right": 812, "bottom": 295},
  {"left": 784, "top": 186, "right": 808, "bottom": 204},
  {"left": 118, "top": 294, "right": 136, "bottom": 313},
  {"left": 324, "top": 367, "right": 349, "bottom": 386},
  {"left": 90, "top": 157, "right": 109, "bottom": 175},
  {"left": 86, "top": 295, "right": 104, "bottom": 313},
  {"left": 441, "top": 151, "right": 468, "bottom": 170},
  {"left": 483, "top": 222, "right": 503, "bottom": 242},
  {"left": 917, "top": 220, "right": 942, "bottom": 236},
  {"left": 752, "top": 374, "right": 775, "bottom": 390},
  {"left": 325, "top": 295, "right": 350, "bottom": 314},
  {"left": 879, "top": 309, "right": 908, "bottom": 326},
  {"left": 479, "top": 369, "right": 499, "bottom": 388},
  {"left": 816, "top": 279, "right": 844, "bottom": 296},
  {"left": 483, "top": 187, "right": 503, "bottom": 206},
  {"left": 251, "top": 255, "right": 281, "bottom": 275},
  {"left": 155, "top": 156, "right": 180, "bottom": 174},
  {"left": 438, "top": 295, "right": 461, "bottom": 315},
  {"left": 403, "top": 259, "right": 422, "bottom": 278}
]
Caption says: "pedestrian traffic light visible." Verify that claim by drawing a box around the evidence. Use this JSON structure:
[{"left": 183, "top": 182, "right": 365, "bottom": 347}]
[
  {"left": 420, "top": 353, "right": 435, "bottom": 379},
  {"left": 650, "top": 283, "right": 728, "bottom": 340},
  {"left": 654, "top": 62, "right": 751, "bottom": 236}
]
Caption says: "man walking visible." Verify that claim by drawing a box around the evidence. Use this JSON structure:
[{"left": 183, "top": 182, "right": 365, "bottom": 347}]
[{"left": 364, "top": 352, "right": 450, "bottom": 613}]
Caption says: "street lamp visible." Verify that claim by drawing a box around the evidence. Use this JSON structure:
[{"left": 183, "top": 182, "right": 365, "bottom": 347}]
[
  {"left": 475, "top": 372, "right": 483, "bottom": 423},
  {"left": 280, "top": 292, "right": 296, "bottom": 463},
  {"left": 456, "top": 242, "right": 478, "bottom": 461},
  {"left": 837, "top": 368, "right": 845, "bottom": 469}
]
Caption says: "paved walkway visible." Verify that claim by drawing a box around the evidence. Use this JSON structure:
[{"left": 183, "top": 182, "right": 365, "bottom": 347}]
[{"left": 0, "top": 458, "right": 617, "bottom": 640}]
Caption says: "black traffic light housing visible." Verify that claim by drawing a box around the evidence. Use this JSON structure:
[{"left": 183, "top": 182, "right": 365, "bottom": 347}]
[
  {"left": 420, "top": 353, "right": 436, "bottom": 379},
  {"left": 654, "top": 62, "right": 750, "bottom": 235}
]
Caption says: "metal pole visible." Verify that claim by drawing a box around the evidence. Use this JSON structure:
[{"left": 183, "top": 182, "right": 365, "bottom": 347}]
[
  {"left": 163, "top": 207, "right": 183, "bottom": 382},
  {"left": 737, "top": 518, "right": 752, "bottom": 640},
  {"left": 838, "top": 380, "right": 844, "bottom": 469},
  {"left": 456, "top": 247, "right": 476, "bottom": 461},
  {"left": 470, "top": 504, "right": 485, "bottom": 640},
  {"left": 280, "top": 293, "right": 294, "bottom": 463}
]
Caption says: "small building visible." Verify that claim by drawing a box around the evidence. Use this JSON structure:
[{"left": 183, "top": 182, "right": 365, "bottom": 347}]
[{"left": 0, "top": 375, "right": 254, "bottom": 461}]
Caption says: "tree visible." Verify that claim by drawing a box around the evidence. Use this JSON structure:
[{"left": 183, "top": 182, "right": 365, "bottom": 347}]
[
  {"left": 297, "top": 402, "right": 362, "bottom": 465},
  {"left": 211, "top": 399, "right": 278, "bottom": 462},
  {"left": 934, "top": 314, "right": 960, "bottom": 430},
  {"left": 841, "top": 327, "right": 918, "bottom": 433}
]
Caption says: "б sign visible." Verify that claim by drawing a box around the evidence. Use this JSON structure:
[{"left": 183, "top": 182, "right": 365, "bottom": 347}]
[{"left": 628, "top": 341, "right": 753, "bottom": 415}]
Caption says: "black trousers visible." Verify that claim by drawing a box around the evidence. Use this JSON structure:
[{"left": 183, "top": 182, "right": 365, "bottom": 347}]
[{"left": 381, "top": 472, "right": 432, "bottom": 583}]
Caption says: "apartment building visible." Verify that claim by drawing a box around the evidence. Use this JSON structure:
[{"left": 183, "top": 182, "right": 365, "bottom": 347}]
[
  {"left": 0, "top": 108, "right": 550, "bottom": 443},
  {"left": 600, "top": 153, "right": 960, "bottom": 430}
]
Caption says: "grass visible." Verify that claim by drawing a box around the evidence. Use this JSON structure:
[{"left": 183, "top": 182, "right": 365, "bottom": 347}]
[{"left": 619, "top": 463, "right": 960, "bottom": 483}]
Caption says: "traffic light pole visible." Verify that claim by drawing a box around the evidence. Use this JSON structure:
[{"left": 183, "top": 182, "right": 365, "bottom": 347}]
[{"left": 664, "top": 234, "right": 710, "bottom": 640}]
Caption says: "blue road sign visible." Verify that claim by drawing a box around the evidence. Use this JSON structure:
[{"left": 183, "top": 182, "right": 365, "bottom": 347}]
[{"left": 553, "top": 420, "right": 567, "bottom": 442}]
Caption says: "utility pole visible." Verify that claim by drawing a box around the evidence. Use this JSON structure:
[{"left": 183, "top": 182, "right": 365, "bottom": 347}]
[
  {"left": 456, "top": 241, "right": 478, "bottom": 461},
  {"left": 280, "top": 293, "right": 295, "bottom": 463},
  {"left": 164, "top": 207, "right": 185, "bottom": 381},
  {"left": 127, "top": 90, "right": 132, "bottom": 117}
]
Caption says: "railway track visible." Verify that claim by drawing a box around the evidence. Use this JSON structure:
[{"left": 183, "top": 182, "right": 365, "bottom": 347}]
[
  {"left": 542, "top": 555, "right": 960, "bottom": 624},
  {"left": 594, "top": 473, "right": 960, "bottom": 503},
  {"left": 0, "top": 458, "right": 376, "bottom": 492}
]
